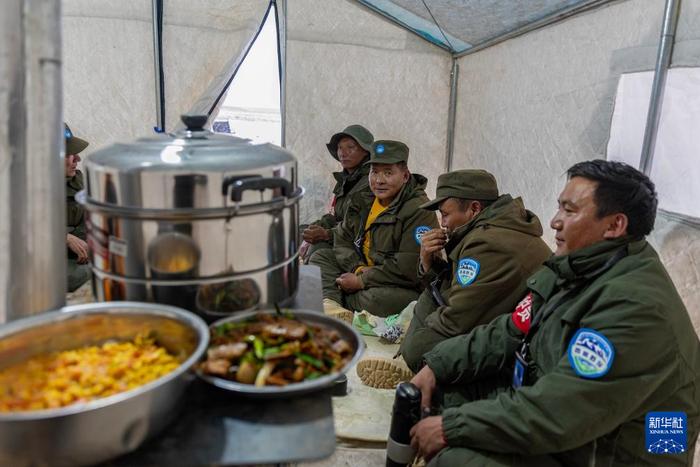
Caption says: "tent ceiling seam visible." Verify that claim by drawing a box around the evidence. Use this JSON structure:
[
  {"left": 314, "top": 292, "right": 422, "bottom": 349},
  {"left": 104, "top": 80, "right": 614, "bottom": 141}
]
[
  {"left": 420, "top": 0, "right": 455, "bottom": 52},
  {"left": 354, "top": 0, "right": 454, "bottom": 53},
  {"left": 355, "top": 0, "right": 625, "bottom": 57},
  {"left": 453, "top": 0, "right": 623, "bottom": 58}
]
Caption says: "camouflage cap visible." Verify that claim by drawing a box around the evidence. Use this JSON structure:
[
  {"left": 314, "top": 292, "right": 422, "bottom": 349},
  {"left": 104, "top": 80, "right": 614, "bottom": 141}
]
[
  {"left": 65, "top": 123, "right": 89, "bottom": 155},
  {"left": 326, "top": 124, "right": 374, "bottom": 160},
  {"left": 420, "top": 169, "right": 499, "bottom": 210},
  {"left": 365, "top": 140, "right": 409, "bottom": 165}
]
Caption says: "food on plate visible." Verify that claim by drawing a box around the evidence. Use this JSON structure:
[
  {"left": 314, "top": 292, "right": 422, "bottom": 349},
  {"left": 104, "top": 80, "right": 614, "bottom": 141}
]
[
  {"left": 0, "top": 334, "right": 180, "bottom": 412},
  {"left": 199, "top": 313, "right": 353, "bottom": 386}
]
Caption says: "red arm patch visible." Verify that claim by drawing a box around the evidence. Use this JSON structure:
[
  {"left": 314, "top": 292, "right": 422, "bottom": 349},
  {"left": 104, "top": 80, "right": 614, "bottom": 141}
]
[{"left": 511, "top": 292, "right": 532, "bottom": 334}]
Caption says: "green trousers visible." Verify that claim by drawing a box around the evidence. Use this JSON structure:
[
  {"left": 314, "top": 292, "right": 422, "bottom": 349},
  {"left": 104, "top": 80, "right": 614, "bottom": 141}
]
[
  {"left": 429, "top": 447, "right": 564, "bottom": 467},
  {"left": 67, "top": 258, "right": 91, "bottom": 292},
  {"left": 427, "top": 378, "right": 563, "bottom": 467},
  {"left": 302, "top": 240, "right": 332, "bottom": 264},
  {"left": 309, "top": 249, "right": 419, "bottom": 317},
  {"left": 400, "top": 291, "right": 449, "bottom": 372}
]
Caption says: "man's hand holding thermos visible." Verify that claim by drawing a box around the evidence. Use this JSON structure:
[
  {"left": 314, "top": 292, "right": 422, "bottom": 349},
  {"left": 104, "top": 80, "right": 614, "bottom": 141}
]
[
  {"left": 386, "top": 367, "right": 447, "bottom": 466},
  {"left": 409, "top": 366, "right": 447, "bottom": 462}
]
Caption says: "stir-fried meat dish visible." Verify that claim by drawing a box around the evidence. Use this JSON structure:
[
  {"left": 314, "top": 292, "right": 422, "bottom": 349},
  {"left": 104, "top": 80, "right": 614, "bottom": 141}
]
[{"left": 199, "top": 313, "right": 354, "bottom": 386}]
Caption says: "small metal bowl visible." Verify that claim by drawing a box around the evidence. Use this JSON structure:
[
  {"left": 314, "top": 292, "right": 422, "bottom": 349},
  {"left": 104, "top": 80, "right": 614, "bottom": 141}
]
[
  {"left": 0, "top": 302, "right": 209, "bottom": 467},
  {"left": 194, "top": 279, "right": 262, "bottom": 322},
  {"left": 197, "top": 309, "right": 364, "bottom": 398}
]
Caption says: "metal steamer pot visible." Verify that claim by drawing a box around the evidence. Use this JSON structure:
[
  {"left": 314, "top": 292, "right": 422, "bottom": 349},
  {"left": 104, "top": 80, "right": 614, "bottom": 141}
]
[{"left": 78, "top": 115, "right": 303, "bottom": 320}]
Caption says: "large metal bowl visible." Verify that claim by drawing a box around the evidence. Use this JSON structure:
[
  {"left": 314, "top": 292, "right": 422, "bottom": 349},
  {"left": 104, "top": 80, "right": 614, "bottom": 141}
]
[
  {"left": 0, "top": 302, "right": 209, "bottom": 467},
  {"left": 197, "top": 309, "right": 364, "bottom": 398}
]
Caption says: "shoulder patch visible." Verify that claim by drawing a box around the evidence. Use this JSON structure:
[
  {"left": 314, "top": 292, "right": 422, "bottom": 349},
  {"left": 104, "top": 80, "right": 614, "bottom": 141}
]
[
  {"left": 567, "top": 328, "right": 615, "bottom": 379},
  {"left": 511, "top": 292, "right": 532, "bottom": 333},
  {"left": 456, "top": 258, "right": 480, "bottom": 286},
  {"left": 414, "top": 225, "right": 431, "bottom": 245}
]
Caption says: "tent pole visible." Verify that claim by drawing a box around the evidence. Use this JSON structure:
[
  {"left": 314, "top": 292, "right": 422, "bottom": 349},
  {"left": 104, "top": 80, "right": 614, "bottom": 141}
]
[
  {"left": 275, "top": 0, "right": 287, "bottom": 147},
  {"left": 151, "top": 0, "right": 165, "bottom": 132},
  {"left": 0, "top": 0, "right": 65, "bottom": 322},
  {"left": 639, "top": 0, "right": 680, "bottom": 176},
  {"left": 445, "top": 58, "right": 458, "bottom": 172}
]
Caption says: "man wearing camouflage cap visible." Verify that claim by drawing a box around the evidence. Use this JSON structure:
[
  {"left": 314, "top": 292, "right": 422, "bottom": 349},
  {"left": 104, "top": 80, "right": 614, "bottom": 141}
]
[
  {"left": 301, "top": 125, "right": 375, "bottom": 263},
  {"left": 358, "top": 169, "right": 551, "bottom": 387},
  {"left": 310, "top": 140, "right": 438, "bottom": 319},
  {"left": 64, "top": 123, "right": 91, "bottom": 292}
]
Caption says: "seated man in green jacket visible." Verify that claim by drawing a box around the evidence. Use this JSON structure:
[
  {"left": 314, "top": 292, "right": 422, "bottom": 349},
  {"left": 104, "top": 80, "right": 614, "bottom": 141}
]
[
  {"left": 358, "top": 170, "right": 551, "bottom": 387},
  {"left": 310, "top": 140, "right": 438, "bottom": 319},
  {"left": 408, "top": 160, "right": 700, "bottom": 466},
  {"left": 65, "top": 123, "right": 91, "bottom": 292},
  {"left": 301, "top": 125, "right": 374, "bottom": 263}
]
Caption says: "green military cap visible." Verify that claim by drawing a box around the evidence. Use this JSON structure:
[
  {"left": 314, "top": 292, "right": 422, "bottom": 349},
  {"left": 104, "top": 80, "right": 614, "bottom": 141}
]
[
  {"left": 65, "top": 123, "right": 89, "bottom": 155},
  {"left": 365, "top": 140, "right": 409, "bottom": 165},
  {"left": 326, "top": 124, "right": 374, "bottom": 160},
  {"left": 420, "top": 169, "right": 499, "bottom": 210}
]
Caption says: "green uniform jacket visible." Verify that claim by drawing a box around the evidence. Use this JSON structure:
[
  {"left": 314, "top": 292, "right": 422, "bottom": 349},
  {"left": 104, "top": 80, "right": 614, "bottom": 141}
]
[
  {"left": 425, "top": 238, "right": 700, "bottom": 465},
  {"left": 333, "top": 174, "right": 439, "bottom": 290},
  {"left": 415, "top": 195, "right": 551, "bottom": 337},
  {"left": 311, "top": 164, "right": 373, "bottom": 242},
  {"left": 66, "top": 171, "right": 86, "bottom": 243}
]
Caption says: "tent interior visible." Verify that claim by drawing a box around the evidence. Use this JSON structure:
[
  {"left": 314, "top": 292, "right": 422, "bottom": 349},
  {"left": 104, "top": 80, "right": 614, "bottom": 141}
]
[
  {"left": 0, "top": 0, "right": 697, "bottom": 462},
  {"left": 63, "top": 0, "right": 700, "bottom": 331}
]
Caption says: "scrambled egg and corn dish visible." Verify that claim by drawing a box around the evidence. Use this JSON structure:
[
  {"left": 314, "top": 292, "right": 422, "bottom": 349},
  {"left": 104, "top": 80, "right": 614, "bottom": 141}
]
[{"left": 0, "top": 335, "right": 179, "bottom": 412}]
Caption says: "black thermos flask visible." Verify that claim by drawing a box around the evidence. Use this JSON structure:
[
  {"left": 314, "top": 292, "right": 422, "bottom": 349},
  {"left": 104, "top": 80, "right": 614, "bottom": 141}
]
[{"left": 386, "top": 382, "right": 422, "bottom": 467}]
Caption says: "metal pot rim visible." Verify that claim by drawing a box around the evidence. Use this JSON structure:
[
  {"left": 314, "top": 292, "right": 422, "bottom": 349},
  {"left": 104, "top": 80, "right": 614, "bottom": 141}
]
[
  {"left": 76, "top": 187, "right": 304, "bottom": 220},
  {"left": 90, "top": 253, "right": 300, "bottom": 285},
  {"left": 0, "top": 301, "right": 209, "bottom": 421}
]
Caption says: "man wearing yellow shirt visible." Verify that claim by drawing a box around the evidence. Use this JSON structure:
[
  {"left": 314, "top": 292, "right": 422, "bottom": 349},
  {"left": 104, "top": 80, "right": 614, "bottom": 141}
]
[{"left": 310, "top": 140, "right": 439, "bottom": 318}]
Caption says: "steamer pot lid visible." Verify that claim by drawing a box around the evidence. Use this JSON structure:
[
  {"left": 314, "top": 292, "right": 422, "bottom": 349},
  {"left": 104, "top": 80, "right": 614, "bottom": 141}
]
[{"left": 84, "top": 114, "right": 296, "bottom": 175}]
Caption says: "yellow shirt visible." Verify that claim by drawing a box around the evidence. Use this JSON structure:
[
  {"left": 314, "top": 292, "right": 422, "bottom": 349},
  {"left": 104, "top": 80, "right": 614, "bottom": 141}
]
[{"left": 359, "top": 198, "right": 388, "bottom": 269}]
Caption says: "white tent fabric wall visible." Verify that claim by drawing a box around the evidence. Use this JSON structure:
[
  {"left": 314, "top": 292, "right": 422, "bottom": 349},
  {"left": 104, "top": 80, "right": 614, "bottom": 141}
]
[
  {"left": 285, "top": 0, "right": 451, "bottom": 224},
  {"left": 63, "top": 1, "right": 155, "bottom": 151},
  {"left": 63, "top": 0, "right": 268, "bottom": 151},
  {"left": 451, "top": 0, "right": 700, "bottom": 337}
]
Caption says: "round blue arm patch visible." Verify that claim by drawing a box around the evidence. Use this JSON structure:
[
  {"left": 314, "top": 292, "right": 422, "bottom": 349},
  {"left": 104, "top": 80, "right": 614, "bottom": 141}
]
[
  {"left": 414, "top": 225, "right": 431, "bottom": 245},
  {"left": 456, "top": 258, "right": 480, "bottom": 286},
  {"left": 567, "top": 328, "right": 615, "bottom": 379}
]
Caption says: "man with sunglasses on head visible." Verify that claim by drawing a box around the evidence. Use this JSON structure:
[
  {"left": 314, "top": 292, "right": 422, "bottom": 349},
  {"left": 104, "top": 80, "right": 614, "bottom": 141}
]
[
  {"left": 408, "top": 160, "right": 700, "bottom": 466},
  {"left": 64, "top": 123, "right": 91, "bottom": 292}
]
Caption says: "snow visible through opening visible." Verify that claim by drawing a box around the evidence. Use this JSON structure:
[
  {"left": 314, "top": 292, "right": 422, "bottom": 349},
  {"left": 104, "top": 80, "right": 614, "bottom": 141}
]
[{"left": 213, "top": 7, "right": 281, "bottom": 145}]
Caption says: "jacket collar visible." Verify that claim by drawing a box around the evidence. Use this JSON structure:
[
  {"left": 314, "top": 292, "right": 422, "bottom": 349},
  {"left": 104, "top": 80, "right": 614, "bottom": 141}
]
[
  {"left": 332, "top": 162, "right": 370, "bottom": 190},
  {"left": 66, "top": 170, "right": 84, "bottom": 195},
  {"left": 529, "top": 237, "right": 641, "bottom": 300}
]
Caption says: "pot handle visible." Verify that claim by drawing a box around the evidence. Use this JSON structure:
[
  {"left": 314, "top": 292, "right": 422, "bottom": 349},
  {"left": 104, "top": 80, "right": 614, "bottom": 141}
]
[
  {"left": 229, "top": 177, "right": 293, "bottom": 203},
  {"left": 221, "top": 174, "right": 262, "bottom": 196}
]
